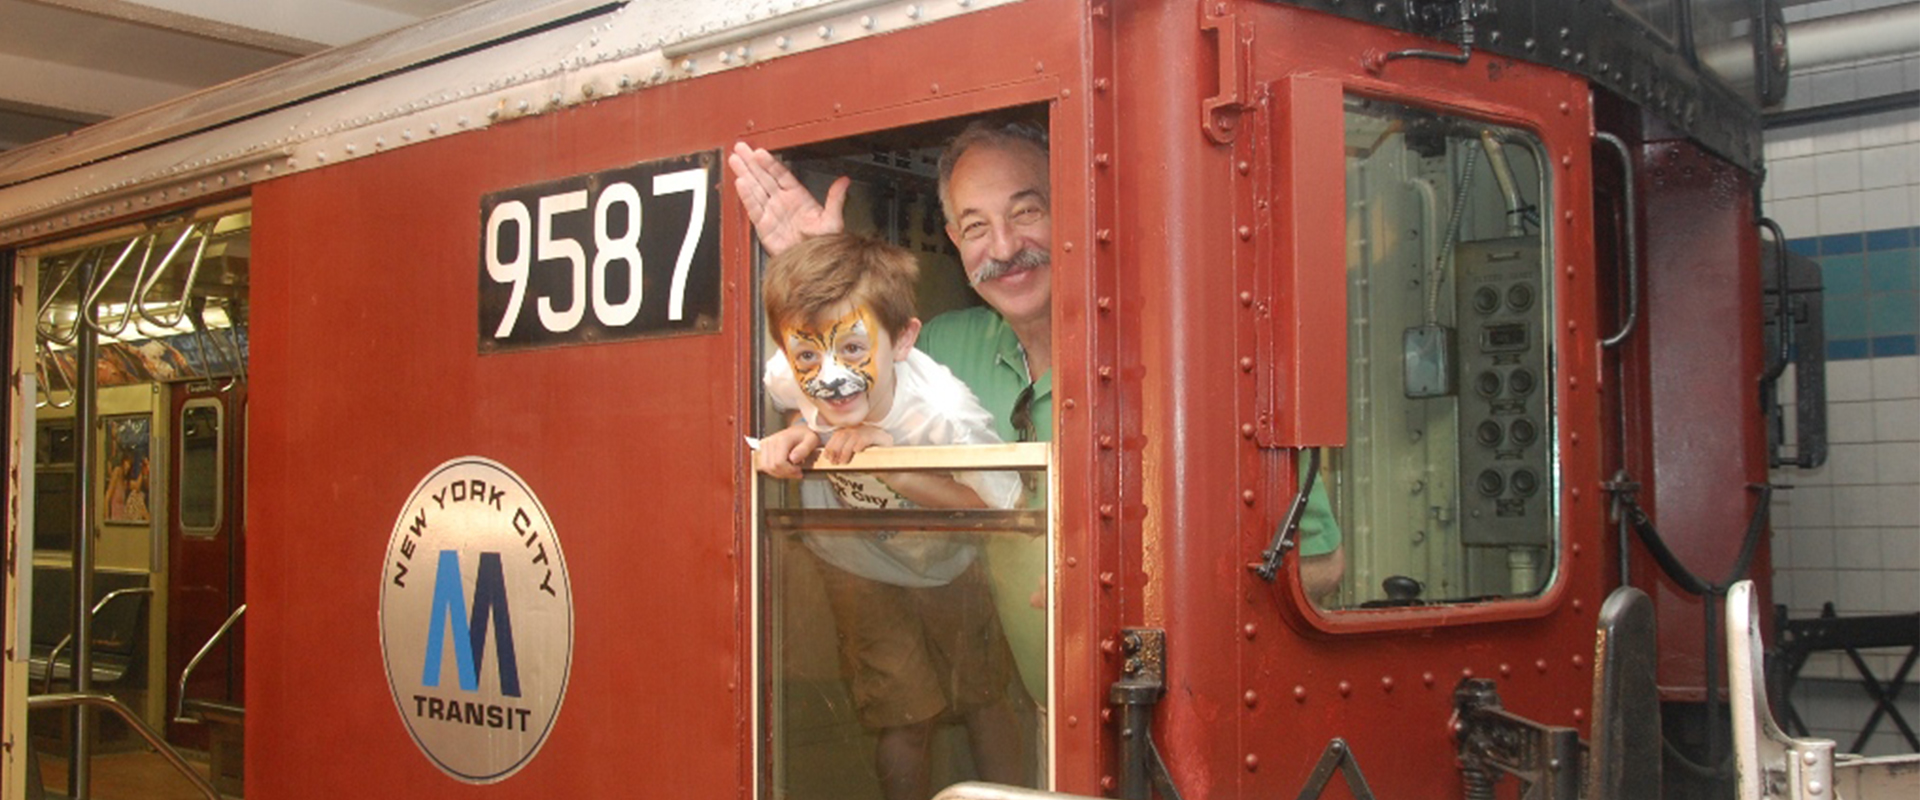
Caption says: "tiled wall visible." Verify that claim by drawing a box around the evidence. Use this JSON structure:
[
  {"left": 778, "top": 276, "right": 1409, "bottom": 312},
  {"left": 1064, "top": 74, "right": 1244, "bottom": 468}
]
[{"left": 1759, "top": 16, "right": 1919, "bottom": 756}]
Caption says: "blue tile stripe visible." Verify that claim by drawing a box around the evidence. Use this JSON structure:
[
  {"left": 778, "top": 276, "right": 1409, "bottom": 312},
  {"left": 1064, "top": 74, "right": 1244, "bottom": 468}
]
[{"left": 1791, "top": 227, "right": 1920, "bottom": 362}]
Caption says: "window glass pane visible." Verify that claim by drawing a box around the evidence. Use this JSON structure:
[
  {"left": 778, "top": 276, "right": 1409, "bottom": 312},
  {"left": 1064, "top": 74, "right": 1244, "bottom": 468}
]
[
  {"left": 180, "top": 403, "right": 222, "bottom": 530},
  {"left": 1319, "top": 96, "right": 1557, "bottom": 611},
  {"left": 753, "top": 117, "right": 1052, "bottom": 797}
]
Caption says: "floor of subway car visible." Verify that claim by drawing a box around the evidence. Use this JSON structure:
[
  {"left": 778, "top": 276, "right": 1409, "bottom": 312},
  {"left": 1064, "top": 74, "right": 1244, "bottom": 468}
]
[{"left": 33, "top": 750, "right": 229, "bottom": 800}]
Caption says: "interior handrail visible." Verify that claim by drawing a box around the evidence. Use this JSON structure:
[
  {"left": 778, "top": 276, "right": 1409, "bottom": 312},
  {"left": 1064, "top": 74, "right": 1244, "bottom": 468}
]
[
  {"left": 40, "top": 586, "right": 154, "bottom": 695},
  {"left": 34, "top": 343, "right": 76, "bottom": 409},
  {"left": 35, "top": 245, "right": 98, "bottom": 346},
  {"left": 188, "top": 299, "right": 244, "bottom": 391},
  {"left": 174, "top": 604, "right": 246, "bottom": 724},
  {"left": 26, "top": 692, "right": 222, "bottom": 800},
  {"left": 134, "top": 223, "right": 210, "bottom": 330},
  {"left": 79, "top": 232, "right": 156, "bottom": 338}
]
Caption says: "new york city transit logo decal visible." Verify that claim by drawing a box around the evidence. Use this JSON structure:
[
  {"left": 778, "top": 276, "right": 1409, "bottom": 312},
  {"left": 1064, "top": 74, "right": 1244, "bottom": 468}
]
[{"left": 380, "top": 457, "right": 572, "bottom": 783}]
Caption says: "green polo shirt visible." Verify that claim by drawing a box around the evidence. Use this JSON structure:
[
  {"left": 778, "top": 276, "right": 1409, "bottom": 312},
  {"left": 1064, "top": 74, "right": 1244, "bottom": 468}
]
[{"left": 919, "top": 306, "right": 1341, "bottom": 702}]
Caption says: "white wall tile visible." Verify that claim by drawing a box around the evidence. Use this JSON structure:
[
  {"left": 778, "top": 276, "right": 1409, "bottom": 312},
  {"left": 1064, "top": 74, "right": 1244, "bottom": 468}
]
[
  {"left": 1828, "top": 443, "right": 1879, "bottom": 485},
  {"left": 1834, "top": 485, "right": 1879, "bottom": 526},
  {"left": 1888, "top": 484, "right": 1920, "bottom": 527},
  {"left": 1795, "top": 569, "right": 1838, "bottom": 611},
  {"left": 1872, "top": 356, "right": 1920, "bottom": 400},
  {"left": 1906, "top": 53, "right": 1920, "bottom": 93},
  {"left": 1875, "top": 441, "right": 1920, "bottom": 484},
  {"left": 1818, "top": 192, "right": 1866, "bottom": 234},
  {"left": 1874, "top": 399, "right": 1919, "bottom": 441},
  {"left": 1885, "top": 534, "right": 1920, "bottom": 571},
  {"left": 1771, "top": 156, "right": 1819, "bottom": 198},
  {"left": 1766, "top": 195, "right": 1821, "bottom": 235},
  {"left": 1836, "top": 569, "right": 1884, "bottom": 611},
  {"left": 1884, "top": 568, "right": 1919, "bottom": 608},
  {"left": 1792, "top": 527, "right": 1839, "bottom": 569},
  {"left": 1856, "top": 59, "right": 1907, "bottom": 99},
  {"left": 1838, "top": 529, "right": 1884, "bottom": 570},
  {"left": 1830, "top": 401, "right": 1877, "bottom": 444},
  {"left": 1816, "top": 150, "right": 1865, "bottom": 194},
  {"left": 1772, "top": 132, "right": 1817, "bottom": 160},
  {"left": 1859, "top": 146, "right": 1911, "bottom": 191},
  {"left": 1860, "top": 186, "right": 1913, "bottom": 232},
  {"left": 1795, "top": 485, "right": 1837, "bottom": 528},
  {"left": 1857, "top": 109, "right": 1914, "bottom": 149},
  {"left": 1813, "top": 115, "right": 1864, "bottom": 153},
  {"left": 1831, "top": 359, "right": 1877, "bottom": 403}
]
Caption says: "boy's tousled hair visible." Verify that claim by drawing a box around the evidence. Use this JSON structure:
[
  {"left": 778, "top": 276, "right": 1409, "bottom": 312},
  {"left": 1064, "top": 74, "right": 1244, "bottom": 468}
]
[{"left": 763, "top": 233, "right": 920, "bottom": 340}]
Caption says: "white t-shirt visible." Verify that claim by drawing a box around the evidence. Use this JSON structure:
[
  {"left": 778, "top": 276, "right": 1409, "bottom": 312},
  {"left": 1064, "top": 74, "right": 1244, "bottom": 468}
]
[{"left": 764, "top": 348, "right": 1022, "bottom": 586}]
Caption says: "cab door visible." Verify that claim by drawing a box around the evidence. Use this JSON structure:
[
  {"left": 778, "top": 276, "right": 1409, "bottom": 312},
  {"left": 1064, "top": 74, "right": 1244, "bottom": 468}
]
[{"left": 165, "top": 382, "right": 245, "bottom": 746}]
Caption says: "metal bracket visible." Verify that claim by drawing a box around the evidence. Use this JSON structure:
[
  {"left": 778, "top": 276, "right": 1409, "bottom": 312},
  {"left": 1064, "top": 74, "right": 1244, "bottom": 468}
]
[
  {"left": 1293, "top": 738, "right": 1378, "bottom": 800},
  {"left": 1110, "top": 629, "right": 1183, "bottom": 800},
  {"left": 1453, "top": 679, "right": 1582, "bottom": 799},
  {"left": 1200, "top": 5, "right": 1249, "bottom": 144}
]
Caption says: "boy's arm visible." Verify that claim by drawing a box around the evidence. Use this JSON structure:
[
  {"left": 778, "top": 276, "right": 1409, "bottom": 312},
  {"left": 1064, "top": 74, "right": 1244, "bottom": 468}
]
[{"left": 820, "top": 425, "right": 991, "bottom": 509}]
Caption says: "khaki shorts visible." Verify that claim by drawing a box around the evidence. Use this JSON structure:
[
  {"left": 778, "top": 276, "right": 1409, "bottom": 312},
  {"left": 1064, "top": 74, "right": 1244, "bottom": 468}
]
[{"left": 814, "top": 556, "right": 1016, "bottom": 729}]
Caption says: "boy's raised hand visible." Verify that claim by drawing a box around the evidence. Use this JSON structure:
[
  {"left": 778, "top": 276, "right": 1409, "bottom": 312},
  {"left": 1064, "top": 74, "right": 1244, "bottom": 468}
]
[
  {"left": 755, "top": 422, "right": 822, "bottom": 480},
  {"left": 728, "top": 142, "right": 851, "bottom": 257}
]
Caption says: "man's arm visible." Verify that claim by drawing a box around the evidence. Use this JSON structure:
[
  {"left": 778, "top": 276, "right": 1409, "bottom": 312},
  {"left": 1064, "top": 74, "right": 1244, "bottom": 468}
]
[
  {"left": 728, "top": 142, "right": 850, "bottom": 256},
  {"left": 1299, "top": 546, "right": 1346, "bottom": 602}
]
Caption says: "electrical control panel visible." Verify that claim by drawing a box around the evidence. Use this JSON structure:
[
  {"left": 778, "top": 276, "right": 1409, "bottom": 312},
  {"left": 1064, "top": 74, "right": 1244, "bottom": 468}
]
[{"left": 1453, "top": 237, "right": 1551, "bottom": 546}]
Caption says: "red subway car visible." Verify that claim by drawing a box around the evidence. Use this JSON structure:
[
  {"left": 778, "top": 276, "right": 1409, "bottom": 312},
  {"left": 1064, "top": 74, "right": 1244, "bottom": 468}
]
[{"left": 2, "top": 1, "right": 1874, "bottom": 798}]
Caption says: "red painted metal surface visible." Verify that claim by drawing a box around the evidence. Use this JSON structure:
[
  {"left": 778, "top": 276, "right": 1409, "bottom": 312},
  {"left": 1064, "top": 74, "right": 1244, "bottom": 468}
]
[
  {"left": 1106, "top": 3, "right": 1610, "bottom": 797},
  {"left": 241, "top": 2, "right": 1091, "bottom": 797},
  {"left": 213, "top": 0, "right": 1773, "bottom": 797},
  {"left": 1629, "top": 138, "right": 1773, "bottom": 697}
]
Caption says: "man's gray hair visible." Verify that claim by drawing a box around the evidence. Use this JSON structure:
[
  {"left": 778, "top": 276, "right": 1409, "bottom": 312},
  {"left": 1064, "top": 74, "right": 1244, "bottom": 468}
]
[{"left": 937, "top": 119, "right": 1049, "bottom": 220}]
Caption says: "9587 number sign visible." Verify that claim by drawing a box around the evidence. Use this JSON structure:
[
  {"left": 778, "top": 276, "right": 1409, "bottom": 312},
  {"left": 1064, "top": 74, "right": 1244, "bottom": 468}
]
[{"left": 479, "top": 151, "right": 720, "bottom": 352}]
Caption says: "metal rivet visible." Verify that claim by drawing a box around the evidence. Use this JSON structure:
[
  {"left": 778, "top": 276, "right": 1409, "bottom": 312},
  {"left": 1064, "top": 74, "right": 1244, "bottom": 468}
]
[
  {"left": 1100, "top": 572, "right": 1115, "bottom": 587},
  {"left": 1244, "top": 690, "right": 1258, "bottom": 707},
  {"left": 1067, "top": 715, "right": 1079, "bottom": 727},
  {"left": 1239, "top": 291, "right": 1253, "bottom": 306},
  {"left": 1095, "top": 153, "right": 1110, "bottom": 167},
  {"left": 1380, "top": 676, "right": 1394, "bottom": 692},
  {"left": 1099, "top": 435, "right": 1115, "bottom": 449},
  {"left": 1242, "top": 489, "right": 1257, "bottom": 505},
  {"left": 1338, "top": 681, "right": 1352, "bottom": 697},
  {"left": 1244, "top": 624, "right": 1258, "bottom": 640},
  {"left": 1245, "top": 754, "right": 1259, "bottom": 771},
  {"left": 1500, "top": 663, "right": 1512, "bottom": 677},
  {"left": 1237, "top": 225, "right": 1252, "bottom": 240},
  {"left": 1241, "top": 423, "right": 1255, "bottom": 438},
  {"left": 1100, "top": 504, "right": 1115, "bottom": 519},
  {"left": 1237, "top": 161, "right": 1251, "bottom": 174},
  {"left": 1293, "top": 685, "right": 1307, "bottom": 701},
  {"left": 1423, "top": 671, "right": 1435, "bottom": 687},
  {"left": 1536, "top": 659, "right": 1549, "bottom": 673}
]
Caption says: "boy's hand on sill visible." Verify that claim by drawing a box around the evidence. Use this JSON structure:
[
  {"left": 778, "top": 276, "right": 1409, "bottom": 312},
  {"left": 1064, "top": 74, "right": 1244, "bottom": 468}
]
[
  {"left": 755, "top": 423, "right": 821, "bottom": 480},
  {"left": 822, "top": 424, "right": 893, "bottom": 465}
]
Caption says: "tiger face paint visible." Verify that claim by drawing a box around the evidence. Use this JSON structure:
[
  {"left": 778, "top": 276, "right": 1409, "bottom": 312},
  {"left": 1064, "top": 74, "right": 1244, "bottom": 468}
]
[{"left": 781, "top": 302, "right": 919, "bottom": 429}]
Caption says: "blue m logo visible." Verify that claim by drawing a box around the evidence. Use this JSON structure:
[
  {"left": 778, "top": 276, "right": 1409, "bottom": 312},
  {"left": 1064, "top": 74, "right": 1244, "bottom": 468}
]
[{"left": 422, "top": 550, "right": 521, "bottom": 697}]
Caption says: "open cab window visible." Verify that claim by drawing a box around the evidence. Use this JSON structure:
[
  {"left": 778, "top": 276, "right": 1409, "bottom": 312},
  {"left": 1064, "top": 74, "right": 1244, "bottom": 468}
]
[
  {"left": 748, "top": 114, "right": 1053, "bottom": 798},
  {"left": 1313, "top": 96, "right": 1559, "bottom": 612}
]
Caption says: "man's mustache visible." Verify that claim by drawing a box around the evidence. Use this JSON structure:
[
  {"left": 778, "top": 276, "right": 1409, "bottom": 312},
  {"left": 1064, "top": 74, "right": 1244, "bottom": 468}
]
[{"left": 969, "top": 246, "right": 1050, "bottom": 287}]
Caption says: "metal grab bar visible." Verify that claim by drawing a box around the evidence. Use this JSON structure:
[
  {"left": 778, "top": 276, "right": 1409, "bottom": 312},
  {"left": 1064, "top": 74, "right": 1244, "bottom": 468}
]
[
  {"left": 26, "top": 692, "right": 222, "bottom": 800},
  {"left": 1596, "top": 132, "right": 1641, "bottom": 348},
  {"left": 79, "top": 233, "right": 155, "bottom": 338},
  {"left": 34, "top": 344, "right": 76, "bottom": 409},
  {"left": 175, "top": 604, "right": 246, "bottom": 724},
  {"left": 188, "top": 299, "right": 245, "bottom": 392},
  {"left": 40, "top": 587, "right": 154, "bottom": 695},
  {"left": 134, "top": 223, "right": 210, "bottom": 330},
  {"left": 932, "top": 783, "right": 1102, "bottom": 800},
  {"left": 35, "top": 246, "right": 98, "bottom": 346}
]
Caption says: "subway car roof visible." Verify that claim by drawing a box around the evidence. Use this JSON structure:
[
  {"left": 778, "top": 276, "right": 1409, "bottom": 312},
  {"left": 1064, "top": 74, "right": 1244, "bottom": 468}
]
[{"left": 0, "top": 0, "right": 1776, "bottom": 246}]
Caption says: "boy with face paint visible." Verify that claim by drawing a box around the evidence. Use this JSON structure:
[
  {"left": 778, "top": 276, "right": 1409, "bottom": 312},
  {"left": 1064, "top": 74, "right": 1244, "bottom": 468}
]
[{"left": 759, "top": 234, "right": 1032, "bottom": 799}]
